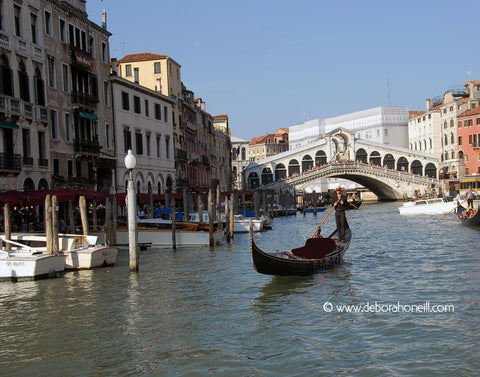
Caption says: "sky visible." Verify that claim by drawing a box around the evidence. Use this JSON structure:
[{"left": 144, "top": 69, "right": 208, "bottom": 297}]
[{"left": 86, "top": 0, "right": 480, "bottom": 140}]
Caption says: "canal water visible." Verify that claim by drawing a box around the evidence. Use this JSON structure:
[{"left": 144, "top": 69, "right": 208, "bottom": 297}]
[{"left": 0, "top": 202, "right": 479, "bottom": 376}]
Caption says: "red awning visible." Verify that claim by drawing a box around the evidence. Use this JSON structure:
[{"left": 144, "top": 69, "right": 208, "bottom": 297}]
[{"left": 0, "top": 190, "right": 27, "bottom": 206}]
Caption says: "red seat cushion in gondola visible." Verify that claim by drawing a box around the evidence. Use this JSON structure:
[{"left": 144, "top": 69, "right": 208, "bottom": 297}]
[{"left": 291, "top": 237, "right": 337, "bottom": 259}]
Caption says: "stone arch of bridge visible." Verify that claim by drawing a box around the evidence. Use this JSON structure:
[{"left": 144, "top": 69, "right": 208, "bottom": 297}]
[{"left": 297, "top": 171, "right": 403, "bottom": 201}]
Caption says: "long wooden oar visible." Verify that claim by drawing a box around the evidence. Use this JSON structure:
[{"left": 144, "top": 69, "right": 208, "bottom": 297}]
[
  {"left": 311, "top": 199, "right": 340, "bottom": 238},
  {"left": 435, "top": 199, "right": 466, "bottom": 224}
]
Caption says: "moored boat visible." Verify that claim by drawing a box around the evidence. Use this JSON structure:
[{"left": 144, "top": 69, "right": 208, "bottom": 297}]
[
  {"left": 116, "top": 218, "right": 224, "bottom": 247},
  {"left": 0, "top": 237, "right": 66, "bottom": 281},
  {"left": 455, "top": 205, "right": 480, "bottom": 226},
  {"left": 10, "top": 233, "right": 118, "bottom": 270},
  {"left": 250, "top": 224, "right": 351, "bottom": 276},
  {"left": 398, "top": 197, "right": 456, "bottom": 215}
]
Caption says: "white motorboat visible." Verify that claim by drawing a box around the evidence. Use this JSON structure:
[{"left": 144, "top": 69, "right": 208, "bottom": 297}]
[
  {"left": 233, "top": 214, "right": 263, "bottom": 233},
  {"left": 115, "top": 217, "right": 224, "bottom": 247},
  {"left": 0, "top": 237, "right": 66, "bottom": 281},
  {"left": 10, "top": 234, "right": 118, "bottom": 270},
  {"left": 189, "top": 211, "right": 264, "bottom": 233},
  {"left": 398, "top": 198, "right": 456, "bottom": 215}
]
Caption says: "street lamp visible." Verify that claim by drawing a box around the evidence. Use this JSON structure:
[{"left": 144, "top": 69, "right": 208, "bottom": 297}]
[{"left": 125, "top": 149, "right": 138, "bottom": 271}]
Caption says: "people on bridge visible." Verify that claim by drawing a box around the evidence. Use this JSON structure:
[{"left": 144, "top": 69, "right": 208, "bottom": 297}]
[{"left": 334, "top": 187, "right": 348, "bottom": 242}]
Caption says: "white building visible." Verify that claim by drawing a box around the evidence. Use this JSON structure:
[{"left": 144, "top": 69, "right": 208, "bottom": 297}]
[
  {"left": 110, "top": 76, "right": 176, "bottom": 195},
  {"left": 290, "top": 107, "right": 410, "bottom": 150},
  {"left": 231, "top": 136, "right": 249, "bottom": 190}
]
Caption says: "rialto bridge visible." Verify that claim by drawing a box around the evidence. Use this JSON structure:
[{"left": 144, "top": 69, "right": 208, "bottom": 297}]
[{"left": 243, "top": 128, "right": 444, "bottom": 200}]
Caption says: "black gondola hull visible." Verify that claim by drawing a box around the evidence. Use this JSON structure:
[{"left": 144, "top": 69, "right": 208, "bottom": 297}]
[
  {"left": 456, "top": 206, "right": 480, "bottom": 226},
  {"left": 250, "top": 227, "right": 351, "bottom": 276}
]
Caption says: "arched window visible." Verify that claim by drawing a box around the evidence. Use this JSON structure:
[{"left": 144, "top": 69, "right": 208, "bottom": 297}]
[
  {"left": 0, "top": 55, "right": 13, "bottom": 96},
  {"left": 34, "top": 67, "right": 45, "bottom": 105},
  {"left": 18, "top": 62, "right": 30, "bottom": 102}
]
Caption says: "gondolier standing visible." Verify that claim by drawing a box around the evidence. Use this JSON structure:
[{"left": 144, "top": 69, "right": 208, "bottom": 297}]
[
  {"left": 466, "top": 185, "right": 474, "bottom": 208},
  {"left": 335, "top": 187, "right": 348, "bottom": 242}
]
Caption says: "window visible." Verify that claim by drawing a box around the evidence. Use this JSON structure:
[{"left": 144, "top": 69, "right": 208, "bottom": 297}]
[
  {"left": 103, "top": 81, "right": 109, "bottom": 105},
  {"left": 154, "top": 103, "right": 161, "bottom": 120},
  {"left": 50, "top": 110, "right": 58, "bottom": 139},
  {"left": 22, "top": 128, "right": 31, "bottom": 160},
  {"left": 101, "top": 42, "right": 107, "bottom": 62},
  {"left": 14, "top": 5, "right": 22, "bottom": 37},
  {"left": 133, "top": 96, "right": 141, "bottom": 114},
  {"left": 154, "top": 62, "right": 161, "bottom": 74},
  {"left": 0, "top": 0, "right": 4, "bottom": 30},
  {"left": 122, "top": 91, "right": 129, "bottom": 110},
  {"left": 458, "top": 121, "right": 462, "bottom": 128},
  {"left": 451, "top": 133, "right": 454, "bottom": 144},
  {"left": 47, "top": 56, "right": 55, "bottom": 87},
  {"left": 30, "top": 13, "right": 38, "bottom": 44},
  {"left": 18, "top": 63, "right": 30, "bottom": 102},
  {"left": 477, "top": 118, "right": 480, "bottom": 125},
  {"left": 165, "top": 136, "right": 170, "bottom": 159},
  {"left": 67, "top": 160, "right": 73, "bottom": 178},
  {"left": 125, "top": 64, "right": 132, "bottom": 76},
  {"left": 164, "top": 106, "right": 168, "bottom": 122},
  {"left": 135, "top": 131, "right": 143, "bottom": 155},
  {"left": 105, "top": 123, "right": 112, "bottom": 148},
  {"left": 123, "top": 129, "right": 132, "bottom": 152},
  {"left": 63, "top": 113, "right": 72, "bottom": 142},
  {"left": 44, "top": 10, "right": 52, "bottom": 36},
  {"left": 146, "top": 133, "right": 151, "bottom": 156},
  {"left": 59, "top": 19, "right": 66, "bottom": 42},
  {"left": 62, "top": 64, "right": 69, "bottom": 92},
  {"left": 459, "top": 136, "right": 462, "bottom": 146},
  {"left": 53, "top": 158, "right": 60, "bottom": 176},
  {"left": 444, "top": 135, "right": 448, "bottom": 145},
  {"left": 88, "top": 31, "right": 95, "bottom": 56},
  {"left": 145, "top": 99, "right": 149, "bottom": 117},
  {"left": 33, "top": 69, "right": 45, "bottom": 105},
  {"left": 134, "top": 68, "right": 139, "bottom": 84},
  {"left": 156, "top": 135, "right": 161, "bottom": 157}
]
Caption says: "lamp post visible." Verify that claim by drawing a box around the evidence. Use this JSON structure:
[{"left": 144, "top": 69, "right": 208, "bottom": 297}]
[{"left": 125, "top": 149, "right": 138, "bottom": 272}]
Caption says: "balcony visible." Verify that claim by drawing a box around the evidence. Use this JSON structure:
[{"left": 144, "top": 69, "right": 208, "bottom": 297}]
[
  {"left": 72, "top": 91, "right": 99, "bottom": 108},
  {"left": 176, "top": 148, "right": 187, "bottom": 161},
  {"left": 0, "top": 153, "right": 21, "bottom": 174},
  {"left": 22, "top": 156, "right": 34, "bottom": 166},
  {"left": 35, "top": 106, "right": 48, "bottom": 124},
  {"left": 74, "top": 139, "right": 101, "bottom": 154},
  {"left": 38, "top": 158, "right": 48, "bottom": 167}
]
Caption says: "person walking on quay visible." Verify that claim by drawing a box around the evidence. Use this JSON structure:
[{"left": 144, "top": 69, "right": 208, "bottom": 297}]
[
  {"left": 466, "top": 185, "right": 474, "bottom": 208},
  {"left": 334, "top": 187, "right": 348, "bottom": 242}
]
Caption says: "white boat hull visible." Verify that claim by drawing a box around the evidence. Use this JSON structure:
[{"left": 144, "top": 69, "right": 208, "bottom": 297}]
[
  {"left": 0, "top": 252, "right": 66, "bottom": 281},
  {"left": 115, "top": 228, "right": 224, "bottom": 247},
  {"left": 10, "top": 234, "right": 118, "bottom": 270},
  {"left": 398, "top": 199, "right": 456, "bottom": 215}
]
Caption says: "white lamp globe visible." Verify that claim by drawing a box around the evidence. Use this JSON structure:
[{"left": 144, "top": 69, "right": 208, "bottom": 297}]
[{"left": 124, "top": 149, "right": 136, "bottom": 170}]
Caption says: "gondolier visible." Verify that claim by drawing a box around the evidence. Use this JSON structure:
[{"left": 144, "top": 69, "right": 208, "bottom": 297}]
[{"left": 334, "top": 187, "right": 348, "bottom": 242}]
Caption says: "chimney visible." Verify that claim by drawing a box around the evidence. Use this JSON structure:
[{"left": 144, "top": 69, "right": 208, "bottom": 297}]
[
  {"left": 426, "top": 98, "right": 431, "bottom": 111},
  {"left": 102, "top": 10, "right": 107, "bottom": 29}
]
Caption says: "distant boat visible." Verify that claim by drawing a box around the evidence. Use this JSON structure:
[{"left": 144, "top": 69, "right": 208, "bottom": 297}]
[
  {"left": 0, "top": 237, "right": 66, "bottom": 281},
  {"left": 189, "top": 211, "right": 265, "bottom": 233},
  {"left": 116, "top": 218, "right": 224, "bottom": 247},
  {"left": 398, "top": 198, "right": 456, "bottom": 215}
]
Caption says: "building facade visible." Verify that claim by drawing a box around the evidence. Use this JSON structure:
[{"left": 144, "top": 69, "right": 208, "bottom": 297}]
[
  {"left": 457, "top": 107, "right": 480, "bottom": 176},
  {"left": 0, "top": 0, "right": 114, "bottom": 192},
  {"left": 110, "top": 75, "right": 176, "bottom": 195},
  {"left": 231, "top": 136, "right": 249, "bottom": 190},
  {"left": 248, "top": 128, "right": 289, "bottom": 162},
  {"left": 290, "top": 107, "right": 410, "bottom": 150}
]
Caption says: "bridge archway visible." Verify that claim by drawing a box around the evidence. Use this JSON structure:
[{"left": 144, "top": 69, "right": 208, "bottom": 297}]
[
  {"left": 288, "top": 159, "right": 300, "bottom": 176},
  {"left": 248, "top": 172, "right": 260, "bottom": 188},
  {"left": 356, "top": 148, "right": 367, "bottom": 164},
  {"left": 302, "top": 155, "right": 313, "bottom": 172},
  {"left": 425, "top": 163, "right": 437, "bottom": 178},
  {"left": 369, "top": 151, "right": 381, "bottom": 166},
  {"left": 261, "top": 167, "right": 273, "bottom": 185},
  {"left": 411, "top": 160, "right": 423, "bottom": 175},
  {"left": 275, "top": 164, "right": 287, "bottom": 181},
  {"left": 397, "top": 157, "right": 408, "bottom": 172},
  {"left": 315, "top": 150, "right": 327, "bottom": 166},
  {"left": 383, "top": 154, "right": 395, "bottom": 169}
]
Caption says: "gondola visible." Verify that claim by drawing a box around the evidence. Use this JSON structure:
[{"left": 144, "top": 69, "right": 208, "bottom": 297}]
[
  {"left": 250, "top": 224, "right": 351, "bottom": 276},
  {"left": 455, "top": 205, "right": 480, "bottom": 226}
]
